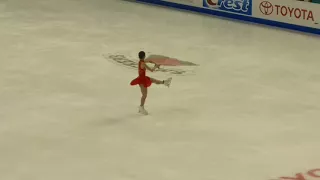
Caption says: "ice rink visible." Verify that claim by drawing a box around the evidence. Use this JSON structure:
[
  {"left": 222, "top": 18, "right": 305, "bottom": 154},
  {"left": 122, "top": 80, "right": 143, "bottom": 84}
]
[{"left": 0, "top": 0, "right": 320, "bottom": 180}]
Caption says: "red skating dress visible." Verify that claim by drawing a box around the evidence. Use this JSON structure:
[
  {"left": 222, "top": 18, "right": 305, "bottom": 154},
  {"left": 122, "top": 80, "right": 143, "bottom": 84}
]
[{"left": 130, "top": 60, "right": 152, "bottom": 88}]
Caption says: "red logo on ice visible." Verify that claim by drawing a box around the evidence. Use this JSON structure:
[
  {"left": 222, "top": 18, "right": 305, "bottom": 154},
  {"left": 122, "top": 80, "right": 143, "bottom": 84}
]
[
  {"left": 259, "top": 1, "right": 273, "bottom": 15},
  {"left": 258, "top": 1, "right": 314, "bottom": 22}
]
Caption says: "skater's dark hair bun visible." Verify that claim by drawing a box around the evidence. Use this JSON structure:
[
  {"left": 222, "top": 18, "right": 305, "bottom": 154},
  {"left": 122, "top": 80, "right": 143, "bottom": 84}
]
[{"left": 138, "top": 51, "right": 145, "bottom": 59}]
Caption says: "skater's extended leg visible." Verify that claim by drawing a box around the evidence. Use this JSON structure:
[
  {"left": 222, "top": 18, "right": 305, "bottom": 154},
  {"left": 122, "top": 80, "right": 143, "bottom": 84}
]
[
  {"left": 151, "top": 77, "right": 172, "bottom": 87},
  {"left": 150, "top": 78, "right": 164, "bottom": 85}
]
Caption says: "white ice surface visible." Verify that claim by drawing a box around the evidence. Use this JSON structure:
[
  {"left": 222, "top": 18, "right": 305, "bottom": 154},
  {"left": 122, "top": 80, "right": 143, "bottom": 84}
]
[{"left": 0, "top": 0, "right": 320, "bottom": 180}]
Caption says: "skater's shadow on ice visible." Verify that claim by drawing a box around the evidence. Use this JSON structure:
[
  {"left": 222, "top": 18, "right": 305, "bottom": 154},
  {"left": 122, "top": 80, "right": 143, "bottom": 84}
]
[
  {"left": 153, "top": 107, "right": 194, "bottom": 117},
  {"left": 91, "top": 113, "right": 144, "bottom": 127}
]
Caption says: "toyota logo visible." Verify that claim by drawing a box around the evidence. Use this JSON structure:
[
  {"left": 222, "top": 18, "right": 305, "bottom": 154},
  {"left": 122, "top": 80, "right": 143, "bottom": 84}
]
[
  {"left": 207, "top": 0, "right": 219, "bottom": 7},
  {"left": 259, "top": 1, "right": 273, "bottom": 15}
]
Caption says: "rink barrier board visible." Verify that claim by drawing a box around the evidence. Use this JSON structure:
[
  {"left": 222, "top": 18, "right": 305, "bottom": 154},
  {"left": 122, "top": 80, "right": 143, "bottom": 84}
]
[{"left": 134, "top": 0, "right": 320, "bottom": 35}]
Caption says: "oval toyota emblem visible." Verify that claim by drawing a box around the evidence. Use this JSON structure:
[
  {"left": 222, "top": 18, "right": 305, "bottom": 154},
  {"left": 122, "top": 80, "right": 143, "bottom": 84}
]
[
  {"left": 207, "top": 0, "right": 218, "bottom": 6},
  {"left": 259, "top": 1, "right": 273, "bottom": 15}
]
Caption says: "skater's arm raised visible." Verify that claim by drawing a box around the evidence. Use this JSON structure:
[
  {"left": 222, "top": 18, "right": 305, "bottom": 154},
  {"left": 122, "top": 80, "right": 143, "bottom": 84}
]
[
  {"left": 144, "top": 59, "right": 151, "bottom": 63},
  {"left": 142, "top": 62, "right": 159, "bottom": 72}
]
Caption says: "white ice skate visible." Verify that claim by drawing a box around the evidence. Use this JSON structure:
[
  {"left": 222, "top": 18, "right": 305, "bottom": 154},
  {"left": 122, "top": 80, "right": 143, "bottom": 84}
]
[
  {"left": 139, "top": 106, "right": 148, "bottom": 115},
  {"left": 164, "top": 77, "right": 172, "bottom": 87}
]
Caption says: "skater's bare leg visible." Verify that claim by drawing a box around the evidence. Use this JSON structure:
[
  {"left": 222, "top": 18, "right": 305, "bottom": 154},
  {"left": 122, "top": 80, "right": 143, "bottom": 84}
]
[
  {"left": 150, "top": 78, "right": 164, "bottom": 85},
  {"left": 151, "top": 77, "right": 172, "bottom": 87},
  {"left": 139, "top": 84, "right": 147, "bottom": 107}
]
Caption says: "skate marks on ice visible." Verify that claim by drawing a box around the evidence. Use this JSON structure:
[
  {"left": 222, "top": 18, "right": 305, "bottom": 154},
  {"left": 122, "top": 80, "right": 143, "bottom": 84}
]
[
  {"left": 140, "top": 105, "right": 193, "bottom": 117},
  {"left": 90, "top": 112, "right": 144, "bottom": 127},
  {"left": 103, "top": 53, "right": 198, "bottom": 76},
  {"left": 269, "top": 168, "right": 320, "bottom": 180}
]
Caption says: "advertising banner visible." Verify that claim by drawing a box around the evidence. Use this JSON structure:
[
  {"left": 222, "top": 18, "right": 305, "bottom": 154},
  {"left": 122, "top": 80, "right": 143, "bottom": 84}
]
[
  {"left": 203, "top": 0, "right": 253, "bottom": 16},
  {"left": 253, "top": 0, "right": 320, "bottom": 28},
  {"left": 136, "top": 0, "right": 319, "bottom": 34},
  {"left": 161, "top": 0, "right": 203, "bottom": 7}
]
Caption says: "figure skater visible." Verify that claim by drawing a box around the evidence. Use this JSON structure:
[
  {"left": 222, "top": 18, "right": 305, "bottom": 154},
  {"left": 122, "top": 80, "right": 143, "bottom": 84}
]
[{"left": 130, "top": 51, "right": 172, "bottom": 115}]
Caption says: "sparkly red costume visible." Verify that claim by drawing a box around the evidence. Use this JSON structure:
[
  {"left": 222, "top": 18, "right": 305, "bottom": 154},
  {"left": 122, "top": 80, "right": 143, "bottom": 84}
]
[{"left": 130, "top": 60, "right": 152, "bottom": 88}]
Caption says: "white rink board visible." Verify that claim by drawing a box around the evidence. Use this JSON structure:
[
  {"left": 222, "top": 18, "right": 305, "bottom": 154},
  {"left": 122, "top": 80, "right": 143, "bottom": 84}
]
[
  {"left": 143, "top": 0, "right": 320, "bottom": 34},
  {"left": 253, "top": 0, "right": 320, "bottom": 28},
  {"left": 161, "top": 0, "right": 203, "bottom": 7}
]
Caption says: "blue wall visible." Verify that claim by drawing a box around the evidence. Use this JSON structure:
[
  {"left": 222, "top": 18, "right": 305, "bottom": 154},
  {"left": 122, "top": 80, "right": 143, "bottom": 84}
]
[{"left": 135, "top": 0, "right": 320, "bottom": 35}]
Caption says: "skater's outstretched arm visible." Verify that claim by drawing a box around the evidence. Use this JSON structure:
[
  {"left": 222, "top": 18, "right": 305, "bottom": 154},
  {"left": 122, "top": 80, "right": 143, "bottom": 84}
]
[{"left": 142, "top": 62, "right": 159, "bottom": 72}]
